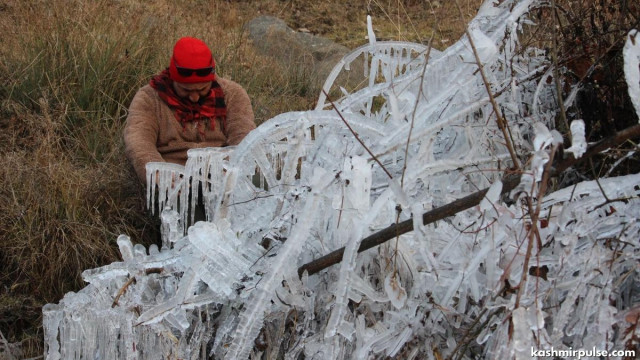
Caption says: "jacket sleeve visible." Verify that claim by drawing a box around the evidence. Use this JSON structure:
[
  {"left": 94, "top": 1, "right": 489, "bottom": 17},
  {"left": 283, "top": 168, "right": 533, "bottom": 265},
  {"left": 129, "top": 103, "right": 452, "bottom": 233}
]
[
  {"left": 124, "top": 88, "right": 165, "bottom": 183},
  {"left": 223, "top": 80, "right": 256, "bottom": 146}
]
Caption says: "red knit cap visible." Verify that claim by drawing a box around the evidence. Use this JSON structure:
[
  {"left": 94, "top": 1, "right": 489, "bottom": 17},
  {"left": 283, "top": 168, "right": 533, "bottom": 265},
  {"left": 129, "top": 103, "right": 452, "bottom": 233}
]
[{"left": 169, "top": 37, "right": 217, "bottom": 83}]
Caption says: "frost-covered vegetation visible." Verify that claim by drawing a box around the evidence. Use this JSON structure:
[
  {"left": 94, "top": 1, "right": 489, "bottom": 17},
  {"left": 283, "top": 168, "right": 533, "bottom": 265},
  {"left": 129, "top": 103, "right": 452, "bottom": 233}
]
[{"left": 42, "top": 0, "right": 640, "bottom": 359}]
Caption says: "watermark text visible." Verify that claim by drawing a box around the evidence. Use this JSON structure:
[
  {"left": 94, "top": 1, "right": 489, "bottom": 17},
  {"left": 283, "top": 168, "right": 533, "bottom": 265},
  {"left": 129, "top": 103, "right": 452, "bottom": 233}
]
[{"left": 531, "top": 347, "right": 635, "bottom": 359}]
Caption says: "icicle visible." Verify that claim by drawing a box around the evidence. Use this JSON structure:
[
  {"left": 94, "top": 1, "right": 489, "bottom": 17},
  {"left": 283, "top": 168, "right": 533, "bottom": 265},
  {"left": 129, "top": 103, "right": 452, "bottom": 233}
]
[
  {"left": 467, "top": 27, "right": 499, "bottom": 64},
  {"left": 116, "top": 235, "right": 134, "bottom": 261},
  {"left": 387, "top": 90, "right": 403, "bottom": 125},
  {"left": 326, "top": 156, "right": 371, "bottom": 339},
  {"left": 623, "top": 29, "right": 640, "bottom": 119},
  {"left": 512, "top": 307, "right": 532, "bottom": 359},
  {"left": 160, "top": 207, "right": 182, "bottom": 250},
  {"left": 366, "top": 15, "right": 377, "bottom": 45},
  {"left": 532, "top": 122, "right": 554, "bottom": 151},
  {"left": 384, "top": 273, "right": 407, "bottom": 310},
  {"left": 42, "top": 303, "right": 63, "bottom": 360},
  {"left": 411, "top": 203, "right": 438, "bottom": 273},
  {"left": 565, "top": 119, "right": 587, "bottom": 158},
  {"left": 479, "top": 180, "right": 502, "bottom": 213}
]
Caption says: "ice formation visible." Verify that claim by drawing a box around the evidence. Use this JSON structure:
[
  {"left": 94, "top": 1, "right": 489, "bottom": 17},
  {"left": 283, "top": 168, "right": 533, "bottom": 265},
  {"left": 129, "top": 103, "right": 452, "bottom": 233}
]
[
  {"left": 624, "top": 29, "right": 640, "bottom": 118},
  {"left": 44, "top": 1, "right": 640, "bottom": 359}
]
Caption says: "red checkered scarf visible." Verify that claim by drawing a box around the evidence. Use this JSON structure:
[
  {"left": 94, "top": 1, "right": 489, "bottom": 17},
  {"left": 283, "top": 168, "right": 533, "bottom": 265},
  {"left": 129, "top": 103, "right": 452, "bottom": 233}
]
[{"left": 150, "top": 69, "right": 227, "bottom": 136}]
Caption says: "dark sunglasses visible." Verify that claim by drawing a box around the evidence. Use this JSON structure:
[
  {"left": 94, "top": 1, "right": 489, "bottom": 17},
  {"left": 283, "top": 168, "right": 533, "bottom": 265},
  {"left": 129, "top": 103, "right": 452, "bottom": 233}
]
[{"left": 173, "top": 57, "right": 214, "bottom": 77}]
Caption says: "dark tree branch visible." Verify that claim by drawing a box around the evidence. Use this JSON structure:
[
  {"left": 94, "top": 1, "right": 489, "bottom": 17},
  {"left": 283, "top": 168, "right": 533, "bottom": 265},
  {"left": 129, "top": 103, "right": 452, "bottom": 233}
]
[{"left": 297, "top": 173, "right": 522, "bottom": 277}]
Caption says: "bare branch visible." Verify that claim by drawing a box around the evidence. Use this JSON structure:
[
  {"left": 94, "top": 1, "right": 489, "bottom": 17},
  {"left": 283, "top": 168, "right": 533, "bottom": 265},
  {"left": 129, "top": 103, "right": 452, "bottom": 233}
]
[
  {"left": 516, "top": 144, "right": 558, "bottom": 308},
  {"left": 323, "top": 89, "right": 394, "bottom": 179},
  {"left": 112, "top": 277, "right": 136, "bottom": 308}
]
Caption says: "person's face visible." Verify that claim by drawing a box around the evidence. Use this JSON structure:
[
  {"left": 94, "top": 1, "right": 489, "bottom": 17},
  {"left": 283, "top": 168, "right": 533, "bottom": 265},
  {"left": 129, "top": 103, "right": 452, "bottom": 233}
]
[{"left": 172, "top": 81, "right": 212, "bottom": 104}]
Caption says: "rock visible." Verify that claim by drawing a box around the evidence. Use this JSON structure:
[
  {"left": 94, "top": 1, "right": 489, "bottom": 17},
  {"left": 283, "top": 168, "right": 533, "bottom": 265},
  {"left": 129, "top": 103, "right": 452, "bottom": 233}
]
[{"left": 245, "top": 16, "right": 352, "bottom": 94}]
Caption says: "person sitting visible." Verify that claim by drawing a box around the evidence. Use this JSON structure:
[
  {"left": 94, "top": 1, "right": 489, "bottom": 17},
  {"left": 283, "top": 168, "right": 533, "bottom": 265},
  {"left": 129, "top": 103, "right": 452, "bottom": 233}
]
[{"left": 124, "top": 36, "right": 256, "bottom": 183}]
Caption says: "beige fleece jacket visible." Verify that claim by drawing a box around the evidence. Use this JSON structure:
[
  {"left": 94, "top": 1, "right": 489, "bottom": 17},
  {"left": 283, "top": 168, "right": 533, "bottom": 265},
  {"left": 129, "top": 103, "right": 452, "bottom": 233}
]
[{"left": 124, "top": 77, "right": 256, "bottom": 182}]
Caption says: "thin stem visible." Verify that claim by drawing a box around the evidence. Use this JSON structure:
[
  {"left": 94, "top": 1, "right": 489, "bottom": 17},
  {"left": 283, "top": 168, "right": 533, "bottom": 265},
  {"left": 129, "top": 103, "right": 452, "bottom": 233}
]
[
  {"left": 323, "top": 89, "right": 393, "bottom": 179},
  {"left": 551, "top": 0, "right": 570, "bottom": 133},
  {"left": 516, "top": 144, "right": 557, "bottom": 308},
  {"left": 401, "top": 34, "right": 434, "bottom": 187},
  {"left": 590, "top": 158, "right": 612, "bottom": 202},
  {"left": 454, "top": 0, "right": 521, "bottom": 170}
]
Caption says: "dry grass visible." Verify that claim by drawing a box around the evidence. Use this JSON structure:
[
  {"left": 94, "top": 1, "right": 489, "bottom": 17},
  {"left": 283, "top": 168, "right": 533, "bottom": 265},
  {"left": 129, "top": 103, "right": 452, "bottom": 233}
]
[{"left": 230, "top": 0, "right": 483, "bottom": 48}]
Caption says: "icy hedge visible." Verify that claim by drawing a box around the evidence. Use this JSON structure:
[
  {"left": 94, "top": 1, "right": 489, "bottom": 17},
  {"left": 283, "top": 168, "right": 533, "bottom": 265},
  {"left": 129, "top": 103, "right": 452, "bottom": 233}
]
[{"left": 44, "top": 1, "right": 640, "bottom": 359}]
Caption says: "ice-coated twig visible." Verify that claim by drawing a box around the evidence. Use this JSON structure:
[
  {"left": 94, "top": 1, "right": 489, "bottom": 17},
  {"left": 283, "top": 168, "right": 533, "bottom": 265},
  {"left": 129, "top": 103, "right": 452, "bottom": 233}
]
[
  {"left": 111, "top": 277, "right": 136, "bottom": 308},
  {"left": 323, "top": 89, "right": 393, "bottom": 179}
]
